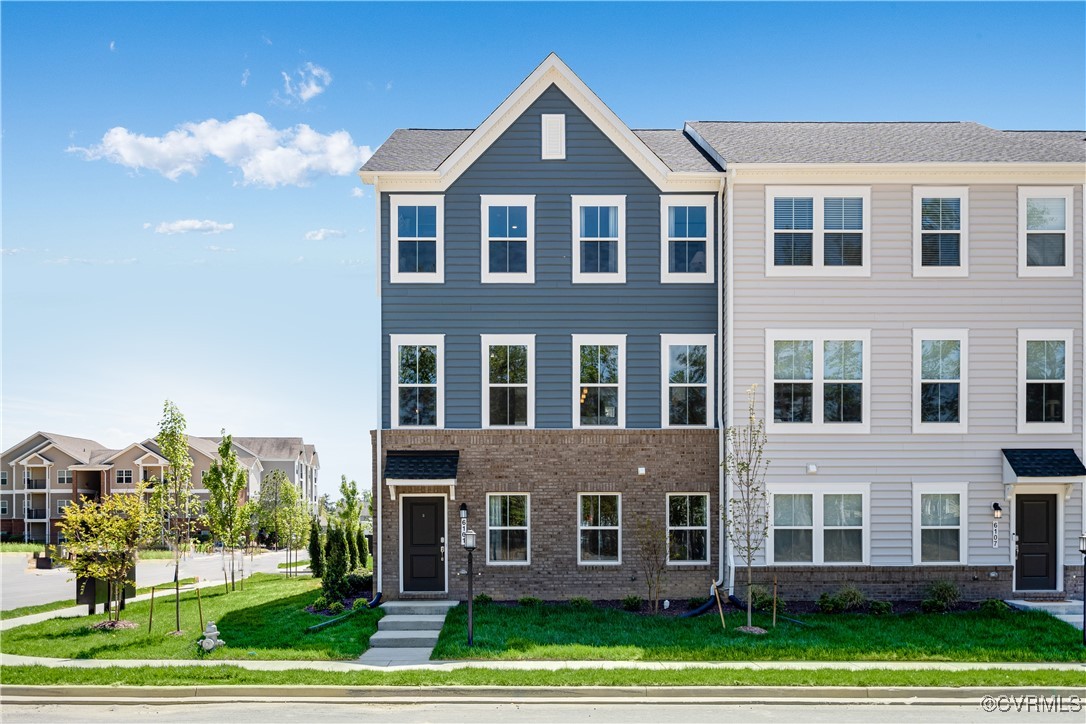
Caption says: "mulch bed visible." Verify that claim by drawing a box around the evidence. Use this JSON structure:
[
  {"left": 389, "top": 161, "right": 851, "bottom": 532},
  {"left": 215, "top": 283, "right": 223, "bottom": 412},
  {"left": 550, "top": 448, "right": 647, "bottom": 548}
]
[{"left": 306, "top": 590, "right": 374, "bottom": 616}]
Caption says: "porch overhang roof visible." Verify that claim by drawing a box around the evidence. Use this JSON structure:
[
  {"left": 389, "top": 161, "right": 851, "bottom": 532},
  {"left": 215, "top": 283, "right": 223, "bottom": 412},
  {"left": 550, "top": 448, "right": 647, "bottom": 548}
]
[
  {"left": 384, "top": 450, "right": 459, "bottom": 501},
  {"left": 1002, "top": 448, "right": 1085, "bottom": 498}
]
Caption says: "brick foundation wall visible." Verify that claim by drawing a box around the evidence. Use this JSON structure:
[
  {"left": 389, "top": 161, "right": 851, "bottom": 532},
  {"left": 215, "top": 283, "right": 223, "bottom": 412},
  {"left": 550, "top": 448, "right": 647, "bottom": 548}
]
[
  {"left": 375, "top": 429, "right": 720, "bottom": 601},
  {"left": 747, "top": 565, "right": 1017, "bottom": 602}
]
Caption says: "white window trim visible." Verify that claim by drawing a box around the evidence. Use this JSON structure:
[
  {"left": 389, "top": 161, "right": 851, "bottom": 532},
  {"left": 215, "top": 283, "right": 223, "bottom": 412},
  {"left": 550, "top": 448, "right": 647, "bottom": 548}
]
[
  {"left": 0, "top": 472, "right": 7, "bottom": 486},
  {"left": 660, "top": 195, "right": 714, "bottom": 284},
  {"left": 390, "top": 333, "right": 445, "bottom": 429},
  {"left": 764, "top": 186, "right": 872, "bottom": 277},
  {"left": 0, "top": 500, "right": 7, "bottom": 515},
  {"left": 912, "top": 482, "right": 969, "bottom": 565},
  {"left": 485, "top": 492, "right": 531, "bottom": 566},
  {"left": 541, "top": 114, "right": 566, "bottom": 160},
  {"left": 480, "top": 195, "right": 536, "bottom": 284},
  {"left": 57, "top": 469, "right": 73, "bottom": 485},
  {"left": 572, "top": 333, "right": 627, "bottom": 429},
  {"left": 390, "top": 194, "right": 445, "bottom": 284},
  {"left": 1018, "top": 186, "right": 1073, "bottom": 278},
  {"left": 116, "top": 469, "right": 133, "bottom": 485},
  {"left": 912, "top": 187, "right": 969, "bottom": 277},
  {"left": 571, "top": 195, "right": 626, "bottom": 284},
  {"left": 912, "top": 329, "right": 969, "bottom": 434},
  {"left": 660, "top": 333, "right": 715, "bottom": 429},
  {"left": 56, "top": 499, "right": 68, "bottom": 516},
  {"left": 666, "top": 492, "right": 711, "bottom": 565},
  {"left": 577, "top": 492, "right": 622, "bottom": 566},
  {"left": 1017, "top": 329, "right": 1073, "bottom": 434},
  {"left": 765, "top": 329, "right": 872, "bottom": 434},
  {"left": 767, "top": 483, "right": 870, "bottom": 565},
  {"left": 481, "top": 334, "right": 536, "bottom": 429}
]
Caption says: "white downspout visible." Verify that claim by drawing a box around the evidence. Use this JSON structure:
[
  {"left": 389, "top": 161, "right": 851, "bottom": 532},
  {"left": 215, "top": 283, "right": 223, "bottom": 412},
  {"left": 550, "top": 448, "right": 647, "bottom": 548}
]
[
  {"left": 724, "top": 171, "right": 736, "bottom": 596},
  {"left": 716, "top": 172, "right": 726, "bottom": 590},
  {"left": 372, "top": 173, "right": 384, "bottom": 596}
]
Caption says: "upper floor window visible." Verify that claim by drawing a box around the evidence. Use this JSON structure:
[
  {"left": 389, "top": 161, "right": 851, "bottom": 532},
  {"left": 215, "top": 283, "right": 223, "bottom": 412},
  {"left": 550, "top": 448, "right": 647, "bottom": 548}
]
[
  {"left": 116, "top": 469, "right": 133, "bottom": 485},
  {"left": 390, "top": 195, "right": 444, "bottom": 283},
  {"left": 391, "top": 334, "right": 444, "bottom": 428},
  {"left": 57, "top": 470, "right": 73, "bottom": 485},
  {"left": 1018, "top": 330, "right": 1072, "bottom": 433},
  {"left": 1019, "top": 187, "right": 1073, "bottom": 277},
  {"left": 767, "top": 329, "right": 870, "bottom": 434},
  {"left": 913, "top": 187, "right": 968, "bottom": 277},
  {"left": 0, "top": 500, "right": 7, "bottom": 515},
  {"left": 0, "top": 471, "right": 7, "bottom": 486},
  {"left": 913, "top": 330, "right": 968, "bottom": 434},
  {"left": 572, "top": 196, "right": 626, "bottom": 283},
  {"left": 481, "top": 195, "right": 535, "bottom": 283},
  {"left": 766, "top": 187, "right": 870, "bottom": 276},
  {"left": 661, "top": 334, "right": 714, "bottom": 428},
  {"left": 573, "top": 334, "right": 626, "bottom": 428},
  {"left": 660, "top": 196, "right": 714, "bottom": 283},
  {"left": 482, "top": 334, "right": 535, "bottom": 428}
]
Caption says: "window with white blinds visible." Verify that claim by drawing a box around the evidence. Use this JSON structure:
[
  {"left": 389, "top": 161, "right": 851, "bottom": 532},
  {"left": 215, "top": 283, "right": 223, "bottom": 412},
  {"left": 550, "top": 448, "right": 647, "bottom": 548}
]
[
  {"left": 766, "top": 187, "right": 870, "bottom": 276},
  {"left": 913, "top": 188, "right": 968, "bottom": 277}
]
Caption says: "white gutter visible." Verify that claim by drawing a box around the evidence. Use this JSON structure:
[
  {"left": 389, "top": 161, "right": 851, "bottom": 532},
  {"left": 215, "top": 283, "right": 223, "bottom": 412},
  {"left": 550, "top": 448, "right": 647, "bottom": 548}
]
[{"left": 724, "top": 171, "right": 736, "bottom": 596}]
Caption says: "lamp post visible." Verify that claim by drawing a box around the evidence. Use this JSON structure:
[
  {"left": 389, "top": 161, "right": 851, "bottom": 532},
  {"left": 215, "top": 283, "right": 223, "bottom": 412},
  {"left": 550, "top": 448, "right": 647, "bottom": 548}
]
[
  {"left": 464, "top": 529, "right": 476, "bottom": 646},
  {"left": 1079, "top": 533, "right": 1086, "bottom": 647}
]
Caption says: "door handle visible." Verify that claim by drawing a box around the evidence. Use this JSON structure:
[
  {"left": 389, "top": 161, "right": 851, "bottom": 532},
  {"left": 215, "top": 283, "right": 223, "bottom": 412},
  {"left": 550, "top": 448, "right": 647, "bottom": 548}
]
[{"left": 440, "top": 545, "right": 445, "bottom": 562}]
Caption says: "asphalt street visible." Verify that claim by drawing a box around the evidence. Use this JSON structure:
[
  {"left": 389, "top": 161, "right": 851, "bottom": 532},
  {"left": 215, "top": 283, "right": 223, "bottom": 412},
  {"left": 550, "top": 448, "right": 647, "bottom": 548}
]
[{"left": 0, "top": 550, "right": 292, "bottom": 610}]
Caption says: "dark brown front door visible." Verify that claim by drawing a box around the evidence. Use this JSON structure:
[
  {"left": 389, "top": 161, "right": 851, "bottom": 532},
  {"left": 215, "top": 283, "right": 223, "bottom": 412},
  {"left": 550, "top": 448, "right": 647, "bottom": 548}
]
[
  {"left": 1016, "top": 494, "right": 1057, "bottom": 590},
  {"left": 403, "top": 496, "right": 445, "bottom": 592}
]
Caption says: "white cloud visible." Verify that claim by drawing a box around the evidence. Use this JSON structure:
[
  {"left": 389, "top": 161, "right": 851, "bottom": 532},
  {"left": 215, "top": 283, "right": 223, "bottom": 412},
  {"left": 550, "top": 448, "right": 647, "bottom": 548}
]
[
  {"left": 241, "top": 69, "right": 250, "bottom": 87},
  {"left": 292, "top": 256, "right": 305, "bottom": 264},
  {"left": 338, "top": 259, "right": 363, "bottom": 267},
  {"left": 109, "top": 40, "right": 116, "bottom": 52},
  {"left": 142, "top": 222, "right": 152, "bottom": 229},
  {"left": 304, "top": 228, "right": 345, "bottom": 241},
  {"left": 45, "top": 256, "right": 136, "bottom": 266},
  {"left": 385, "top": 81, "right": 393, "bottom": 91},
  {"left": 280, "top": 62, "right": 332, "bottom": 104},
  {"left": 351, "top": 187, "right": 365, "bottom": 198},
  {"left": 154, "top": 219, "right": 234, "bottom": 235},
  {"left": 206, "top": 245, "right": 236, "bottom": 253},
  {"left": 2, "top": 248, "right": 26, "bottom": 256},
  {"left": 69, "top": 113, "right": 373, "bottom": 188}
]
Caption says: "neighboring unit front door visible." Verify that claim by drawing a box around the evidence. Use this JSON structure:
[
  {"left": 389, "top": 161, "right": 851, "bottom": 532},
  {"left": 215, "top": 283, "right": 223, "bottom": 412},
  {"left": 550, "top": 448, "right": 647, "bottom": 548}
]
[
  {"left": 1015, "top": 494, "right": 1057, "bottom": 591},
  {"left": 403, "top": 496, "right": 445, "bottom": 592}
]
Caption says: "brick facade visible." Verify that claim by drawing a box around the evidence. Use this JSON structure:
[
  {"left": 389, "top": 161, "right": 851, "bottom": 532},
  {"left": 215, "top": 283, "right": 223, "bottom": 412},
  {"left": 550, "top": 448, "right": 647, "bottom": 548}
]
[{"left": 374, "top": 429, "right": 720, "bottom": 601}]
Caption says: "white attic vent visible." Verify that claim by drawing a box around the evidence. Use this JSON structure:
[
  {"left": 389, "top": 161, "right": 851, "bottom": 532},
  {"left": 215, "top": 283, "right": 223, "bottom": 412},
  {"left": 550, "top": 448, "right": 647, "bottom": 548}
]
[{"left": 541, "top": 114, "right": 566, "bottom": 160}]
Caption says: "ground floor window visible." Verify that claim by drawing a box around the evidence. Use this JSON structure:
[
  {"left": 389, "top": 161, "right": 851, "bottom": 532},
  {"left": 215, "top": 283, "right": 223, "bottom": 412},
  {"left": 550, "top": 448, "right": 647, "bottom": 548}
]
[
  {"left": 769, "top": 484, "right": 868, "bottom": 564},
  {"left": 913, "top": 483, "right": 967, "bottom": 564},
  {"left": 487, "top": 493, "right": 529, "bottom": 564},
  {"left": 667, "top": 493, "right": 709, "bottom": 563},
  {"left": 579, "top": 493, "right": 621, "bottom": 564}
]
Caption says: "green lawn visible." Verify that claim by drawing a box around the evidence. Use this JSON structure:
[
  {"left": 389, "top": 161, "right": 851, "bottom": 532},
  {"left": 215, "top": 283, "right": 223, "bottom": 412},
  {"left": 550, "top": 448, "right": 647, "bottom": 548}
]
[
  {"left": 278, "top": 559, "right": 310, "bottom": 569},
  {"left": 0, "top": 543, "right": 45, "bottom": 553},
  {"left": 0, "top": 574, "right": 380, "bottom": 661},
  {"left": 0, "top": 665, "right": 1082, "bottom": 688},
  {"left": 432, "top": 602, "right": 1086, "bottom": 663},
  {"left": 0, "top": 578, "right": 199, "bottom": 620}
]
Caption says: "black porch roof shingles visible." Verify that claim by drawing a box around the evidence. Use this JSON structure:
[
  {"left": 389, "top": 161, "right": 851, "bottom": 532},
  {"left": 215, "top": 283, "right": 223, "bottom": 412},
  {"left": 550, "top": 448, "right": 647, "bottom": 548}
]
[
  {"left": 384, "top": 450, "right": 460, "bottom": 480},
  {"left": 1002, "top": 449, "right": 1086, "bottom": 478}
]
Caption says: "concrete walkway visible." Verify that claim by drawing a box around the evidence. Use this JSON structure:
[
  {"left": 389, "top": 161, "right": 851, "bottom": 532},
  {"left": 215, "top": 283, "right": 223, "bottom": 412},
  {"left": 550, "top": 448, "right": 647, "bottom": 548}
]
[{"left": 1006, "top": 599, "right": 1085, "bottom": 631}]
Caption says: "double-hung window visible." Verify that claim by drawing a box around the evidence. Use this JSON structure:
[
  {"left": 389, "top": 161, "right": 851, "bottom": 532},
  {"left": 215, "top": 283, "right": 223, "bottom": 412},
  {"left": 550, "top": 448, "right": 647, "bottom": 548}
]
[
  {"left": 766, "top": 187, "right": 870, "bottom": 275},
  {"left": 1018, "top": 330, "right": 1072, "bottom": 433},
  {"left": 578, "top": 493, "right": 621, "bottom": 564},
  {"left": 913, "top": 483, "right": 967, "bottom": 564},
  {"left": 390, "top": 195, "right": 443, "bottom": 283},
  {"left": 660, "top": 196, "right": 713, "bottom": 283},
  {"left": 913, "top": 330, "right": 968, "bottom": 433},
  {"left": 1019, "top": 187, "right": 1073, "bottom": 277},
  {"left": 667, "top": 493, "right": 709, "bottom": 564},
  {"left": 57, "top": 499, "right": 69, "bottom": 516},
  {"left": 913, "top": 187, "right": 968, "bottom": 276},
  {"left": 487, "top": 493, "right": 529, "bottom": 564},
  {"left": 116, "top": 470, "right": 133, "bottom": 485},
  {"left": 0, "top": 500, "right": 7, "bottom": 515},
  {"left": 767, "top": 330, "right": 870, "bottom": 433},
  {"left": 573, "top": 334, "right": 625, "bottom": 428},
  {"left": 482, "top": 334, "right": 534, "bottom": 428},
  {"left": 0, "top": 471, "right": 7, "bottom": 486},
  {"left": 391, "top": 334, "right": 444, "bottom": 428},
  {"left": 769, "top": 485, "right": 869, "bottom": 564},
  {"left": 57, "top": 470, "right": 73, "bottom": 485},
  {"left": 572, "top": 196, "right": 625, "bottom": 283},
  {"left": 661, "top": 334, "right": 714, "bottom": 427},
  {"left": 481, "top": 195, "right": 534, "bottom": 283}
]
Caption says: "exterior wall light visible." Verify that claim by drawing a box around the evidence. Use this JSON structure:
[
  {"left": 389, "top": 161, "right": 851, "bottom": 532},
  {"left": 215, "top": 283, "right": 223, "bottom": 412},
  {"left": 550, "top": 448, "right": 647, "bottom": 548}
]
[
  {"left": 992, "top": 502, "right": 1003, "bottom": 519},
  {"left": 459, "top": 503, "right": 468, "bottom": 519}
]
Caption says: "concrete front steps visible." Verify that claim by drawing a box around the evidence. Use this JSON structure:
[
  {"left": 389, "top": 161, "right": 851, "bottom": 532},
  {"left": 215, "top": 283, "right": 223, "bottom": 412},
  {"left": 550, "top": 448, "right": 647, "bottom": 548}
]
[
  {"left": 1006, "top": 599, "right": 1085, "bottom": 631},
  {"left": 357, "top": 599, "right": 458, "bottom": 666}
]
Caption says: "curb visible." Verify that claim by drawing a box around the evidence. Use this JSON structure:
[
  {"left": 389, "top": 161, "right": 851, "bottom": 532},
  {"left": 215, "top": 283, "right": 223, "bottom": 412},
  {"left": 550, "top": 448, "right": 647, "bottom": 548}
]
[{"left": 4, "top": 684, "right": 1085, "bottom": 704}]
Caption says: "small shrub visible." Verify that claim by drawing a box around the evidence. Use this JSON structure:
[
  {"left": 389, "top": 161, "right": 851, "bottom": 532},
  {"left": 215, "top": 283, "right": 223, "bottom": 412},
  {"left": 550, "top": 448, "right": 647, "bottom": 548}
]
[
  {"left": 473, "top": 593, "right": 493, "bottom": 606},
  {"left": 817, "top": 592, "right": 842, "bottom": 614},
  {"left": 352, "top": 598, "right": 369, "bottom": 611},
  {"left": 312, "top": 595, "right": 328, "bottom": 611},
  {"left": 327, "top": 601, "right": 345, "bottom": 615},
  {"left": 517, "top": 596, "right": 544, "bottom": 608},
  {"left": 749, "top": 584, "right": 788, "bottom": 613},
  {"left": 687, "top": 597, "right": 708, "bottom": 609},
  {"left": 568, "top": 596, "right": 593, "bottom": 610},
  {"left": 869, "top": 600, "right": 893, "bottom": 616},
  {"left": 922, "top": 580, "right": 961, "bottom": 613},
  {"left": 835, "top": 585, "right": 867, "bottom": 611},
  {"left": 981, "top": 598, "right": 1012, "bottom": 617},
  {"left": 622, "top": 595, "right": 643, "bottom": 612},
  {"left": 345, "top": 572, "right": 374, "bottom": 595}
]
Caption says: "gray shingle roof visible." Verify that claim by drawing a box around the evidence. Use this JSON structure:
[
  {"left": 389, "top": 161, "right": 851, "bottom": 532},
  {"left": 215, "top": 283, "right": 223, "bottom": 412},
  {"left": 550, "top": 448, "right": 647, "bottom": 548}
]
[
  {"left": 231, "top": 437, "right": 305, "bottom": 461},
  {"left": 1003, "top": 449, "right": 1086, "bottom": 478},
  {"left": 686, "top": 121, "right": 1086, "bottom": 164},
  {"left": 41, "top": 432, "right": 115, "bottom": 465},
  {"left": 361, "top": 129, "right": 474, "bottom": 172},
  {"left": 633, "top": 130, "right": 721, "bottom": 172},
  {"left": 384, "top": 450, "right": 459, "bottom": 480}
]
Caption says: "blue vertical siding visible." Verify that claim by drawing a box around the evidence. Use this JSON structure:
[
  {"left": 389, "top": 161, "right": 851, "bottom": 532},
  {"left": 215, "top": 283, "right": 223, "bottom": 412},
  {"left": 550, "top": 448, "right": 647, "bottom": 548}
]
[{"left": 381, "top": 85, "right": 717, "bottom": 429}]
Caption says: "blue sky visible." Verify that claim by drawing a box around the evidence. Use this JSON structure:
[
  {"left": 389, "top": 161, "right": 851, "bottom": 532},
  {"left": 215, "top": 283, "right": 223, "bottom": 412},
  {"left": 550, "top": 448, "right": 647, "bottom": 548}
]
[{"left": 2, "top": 2, "right": 1083, "bottom": 500}]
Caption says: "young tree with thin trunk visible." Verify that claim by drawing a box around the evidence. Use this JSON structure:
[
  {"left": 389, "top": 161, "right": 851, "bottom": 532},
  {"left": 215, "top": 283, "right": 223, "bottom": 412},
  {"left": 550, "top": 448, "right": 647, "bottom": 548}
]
[
  {"left": 723, "top": 385, "right": 771, "bottom": 631},
  {"left": 633, "top": 516, "right": 668, "bottom": 614},
  {"left": 204, "top": 431, "right": 248, "bottom": 591},
  {"left": 338, "top": 475, "right": 362, "bottom": 570},
  {"left": 256, "top": 469, "right": 291, "bottom": 548}
]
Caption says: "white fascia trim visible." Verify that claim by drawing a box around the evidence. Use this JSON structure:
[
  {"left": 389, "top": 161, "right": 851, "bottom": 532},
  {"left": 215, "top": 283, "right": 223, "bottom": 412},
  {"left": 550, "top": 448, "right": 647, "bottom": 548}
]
[
  {"left": 572, "top": 333, "right": 627, "bottom": 429},
  {"left": 1018, "top": 186, "right": 1074, "bottom": 278},
  {"left": 764, "top": 186, "right": 871, "bottom": 277},
  {"left": 660, "top": 333, "right": 716, "bottom": 429},
  {"left": 764, "top": 328, "right": 872, "bottom": 435},
  {"left": 480, "top": 334, "right": 536, "bottom": 429},
  {"left": 389, "top": 194, "right": 444, "bottom": 284},
  {"left": 912, "top": 187, "right": 969, "bottom": 278},
  {"left": 1017, "top": 328, "right": 1074, "bottom": 434},
  {"left": 766, "top": 482, "right": 871, "bottom": 566},
  {"left": 660, "top": 194, "right": 715, "bottom": 284},
  {"left": 729, "top": 163, "right": 1086, "bottom": 186},
  {"left": 571, "top": 195, "right": 626, "bottom": 284},
  {"left": 0, "top": 432, "right": 51, "bottom": 460},
  {"left": 665, "top": 492, "right": 711, "bottom": 565},
  {"left": 911, "top": 329, "right": 969, "bottom": 434},
  {"left": 480, "top": 195, "right": 536, "bottom": 284},
  {"left": 390, "top": 333, "right": 446, "bottom": 430},
  {"left": 911, "top": 482, "right": 969, "bottom": 566},
  {"left": 577, "top": 492, "right": 622, "bottom": 566},
  {"left": 485, "top": 492, "right": 531, "bottom": 566}
]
